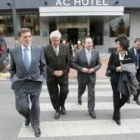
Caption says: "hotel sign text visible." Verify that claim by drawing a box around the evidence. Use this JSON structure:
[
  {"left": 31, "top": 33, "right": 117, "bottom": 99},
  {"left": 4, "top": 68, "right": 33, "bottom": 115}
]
[{"left": 56, "top": 0, "right": 109, "bottom": 6}]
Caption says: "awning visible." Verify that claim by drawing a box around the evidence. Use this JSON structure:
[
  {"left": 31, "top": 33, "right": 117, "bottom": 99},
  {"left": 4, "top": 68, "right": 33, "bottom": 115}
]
[{"left": 39, "top": 6, "right": 124, "bottom": 17}]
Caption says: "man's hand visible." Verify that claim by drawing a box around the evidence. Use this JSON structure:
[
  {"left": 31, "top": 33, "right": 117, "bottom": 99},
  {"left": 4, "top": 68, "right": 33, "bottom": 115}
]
[
  {"left": 53, "top": 71, "right": 63, "bottom": 77},
  {"left": 53, "top": 71, "right": 60, "bottom": 77},
  {"left": 116, "top": 66, "right": 122, "bottom": 72},
  {"left": 58, "top": 70, "right": 63, "bottom": 76},
  {"left": 82, "top": 68, "right": 89, "bottom": 73},
  {"left": 88, "top": 68, "right": 94, "bottom": 73}
]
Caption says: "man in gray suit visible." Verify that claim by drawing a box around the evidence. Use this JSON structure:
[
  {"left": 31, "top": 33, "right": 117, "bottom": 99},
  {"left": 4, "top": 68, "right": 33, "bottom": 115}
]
[
  {"left": 9, "top": 28, "right": 46, "bottom": 137},
  {"left": 72, "top": 37, "right": 102, "bottom": 119}
]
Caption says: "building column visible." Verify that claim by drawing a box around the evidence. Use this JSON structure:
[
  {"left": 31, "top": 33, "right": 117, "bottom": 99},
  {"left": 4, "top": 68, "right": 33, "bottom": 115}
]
[{"left": 87, "top": 17, "right": 90, "bottom": 36}]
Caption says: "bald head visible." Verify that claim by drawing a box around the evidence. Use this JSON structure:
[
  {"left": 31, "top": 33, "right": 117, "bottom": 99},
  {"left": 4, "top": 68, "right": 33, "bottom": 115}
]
[{"left": 84, "top": 37, "right": 93, "bottom": 50}]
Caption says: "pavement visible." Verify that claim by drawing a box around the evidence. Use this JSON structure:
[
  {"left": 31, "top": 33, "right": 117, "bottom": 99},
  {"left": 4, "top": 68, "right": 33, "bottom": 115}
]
[
  {"left": 0, "top": 63, "right": 10, "bottom": 80},
  {"left": 1, "top": 53, "right": 140, "bottom": 139},
  {"left": 14, "top": 75, "right": 140, "bottom": 140},
  {"left": 1, "top": 77, "right": 140, "bottom": 140},
  {"left": 0, "top": 72, "right": 10, "bottom": 79}
]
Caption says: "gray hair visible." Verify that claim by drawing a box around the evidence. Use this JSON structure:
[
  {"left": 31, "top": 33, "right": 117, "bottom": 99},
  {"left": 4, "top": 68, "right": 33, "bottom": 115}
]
[{"left": 50, "top": 30, "right": 61, "bottom": 39}]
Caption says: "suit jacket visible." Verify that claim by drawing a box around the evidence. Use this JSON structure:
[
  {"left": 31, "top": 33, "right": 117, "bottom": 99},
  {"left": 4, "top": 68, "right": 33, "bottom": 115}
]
[
  {"left": 9, "top": 45, "right": 46, "bottom": 90},
  {"left": 44, "top": 44, "right": 70, "bottom": 79},
  {"left": 129, "top": 47, "right": 140, "bottom": 82},
  {"left": 72, "top": 48, "right": 102, "bottom": 84},
  {"left": 108, "top": 51, "right": 133, "bottom": 84},
  {"left": 129, "top": 47, "right": 138, "bottom": 65}
]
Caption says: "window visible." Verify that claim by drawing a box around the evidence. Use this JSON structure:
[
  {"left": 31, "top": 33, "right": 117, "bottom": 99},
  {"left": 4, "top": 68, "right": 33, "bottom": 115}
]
[
  {"left": 110, "top": 13, "right": 130, "bottom": 37},
  {"left": 59, "top": 28, "right": 67, "bottom": 39},
  {"left": 0, "top": 15, "right": 13, "bottom": 36},
  {"left": 78, "top": 28, "right": 87, "bottom": 39},
  {"left": 20, "top": 14, "right": 40, "bottom": 36},
  {"left": 59, "top": 28, "right": 87, "bottom": 44},
  {"left": 90, "top": 22, "right": 103, "bottom": 45}
]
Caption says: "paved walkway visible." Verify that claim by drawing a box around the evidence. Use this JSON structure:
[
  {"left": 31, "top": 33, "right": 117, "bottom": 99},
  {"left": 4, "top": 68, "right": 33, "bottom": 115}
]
[
  {"left": 1, "top": 53, "right": 140, "bottom": 140},
  {"left": 17, "top": 76, "right": 140, "bottom": 140}
]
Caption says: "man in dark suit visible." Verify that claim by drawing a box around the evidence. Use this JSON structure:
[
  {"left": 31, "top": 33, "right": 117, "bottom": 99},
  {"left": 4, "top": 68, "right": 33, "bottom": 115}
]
[
  {"left": 44, "top": 30, "right": 70, "bottom": 119},
  {"left": 72, "top": 37, "right": 102, "bottom": 119},
  {"left": 129, "top": 38, "right": 140, "bottom": 105},
  {"left": 9, "top": 28, "right": 46, "bottom": 137}
]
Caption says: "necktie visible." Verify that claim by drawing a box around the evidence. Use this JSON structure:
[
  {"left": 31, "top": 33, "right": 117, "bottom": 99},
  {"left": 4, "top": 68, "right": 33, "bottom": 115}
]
[
  {"left": 87, "top": 51, "right": 91, "bottom": 66},
  {"left": 55, "top": 47, "right": 59, "bottom": 56},
  {"left": 136, "top": 49, "right": 140, "bottom": 68},
  {"left": 23, "top": 48, "right": 30, "bottom": 70}
]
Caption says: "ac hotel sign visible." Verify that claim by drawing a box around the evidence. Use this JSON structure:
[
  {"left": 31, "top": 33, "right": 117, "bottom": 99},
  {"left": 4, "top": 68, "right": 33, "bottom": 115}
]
[
  {"left": 55, "top": 0, "right": 109, "bottom": 6},
  {"left": 39, "top": 0, "right": 124, "bottom": 17}
]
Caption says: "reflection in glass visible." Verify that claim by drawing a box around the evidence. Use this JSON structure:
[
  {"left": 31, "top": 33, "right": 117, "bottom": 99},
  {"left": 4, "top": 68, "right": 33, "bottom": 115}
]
[
  {"left": 0, "top": 15, "right": 13, "bottom": 36},
  {"left": 20, "top": 14, "right": 40, "bottom": 35},
  {"left": 110, "top": 13, "right": 130, "bottom": 37}
]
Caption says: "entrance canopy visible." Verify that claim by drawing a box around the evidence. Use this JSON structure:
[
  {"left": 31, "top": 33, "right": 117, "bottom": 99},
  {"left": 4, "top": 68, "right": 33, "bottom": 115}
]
[{"left": 39, "top": 6, "right": 124, "bottom": 17}]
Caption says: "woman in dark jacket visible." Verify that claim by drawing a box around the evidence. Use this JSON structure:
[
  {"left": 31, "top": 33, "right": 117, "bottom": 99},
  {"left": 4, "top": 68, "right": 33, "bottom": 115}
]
[{"left": 108, "top": 34, "right": 134, "bottom": 125}]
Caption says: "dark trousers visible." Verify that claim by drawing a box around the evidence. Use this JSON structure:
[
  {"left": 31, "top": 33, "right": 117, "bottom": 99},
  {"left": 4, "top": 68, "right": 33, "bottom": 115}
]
[
  {"left": 134, "top": 71, "right": 140, "bottom": 99},
  {"left": 47, "top": 75, "right": 69, "bottom": 111},
  {"left": 78, "top": 81, "right": 95, "bottom": 113},
  {"left": 111, "top": 83, "right": 128, "bottom": 121},
  {"left": 14, "top": 81, "right": 42, "bottom": 128}
]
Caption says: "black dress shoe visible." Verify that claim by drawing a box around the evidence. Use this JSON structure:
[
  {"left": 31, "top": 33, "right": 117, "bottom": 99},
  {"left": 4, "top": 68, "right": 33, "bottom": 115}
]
[
  {"left": 113, "top": 118, "right": 121, "bottom": 126},
  {"left": 78, "top": 96, "right": 82, "bottom": 105},
  {"left": 25, "top": 118, "right": 30, "bottom": 126},
  {"left": 78, "top": 100, "right": 82, "bottom": 105},
  {"left": 89, "top": 112, "right": 96, "bottom": 119},
  {"left": 54, "top": 111, "right": 60, "bottom": 119},
  {"left": 127, "top": 98, "right": 130, "bottom": 104},
  {"left": 34, "top": 128, "right": 41, "bottom": 137},
  {"left": 61, "top": 106, "right": 66, "bottom": 115},
  {"left": 133, "top": 97, "right": 140, "bottom": 105}
]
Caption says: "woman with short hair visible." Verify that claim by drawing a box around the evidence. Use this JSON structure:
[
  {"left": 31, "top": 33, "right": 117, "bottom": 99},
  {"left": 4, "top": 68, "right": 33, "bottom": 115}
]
[{"left": 107, "top": 34, "right": 134, "bottom": 125}]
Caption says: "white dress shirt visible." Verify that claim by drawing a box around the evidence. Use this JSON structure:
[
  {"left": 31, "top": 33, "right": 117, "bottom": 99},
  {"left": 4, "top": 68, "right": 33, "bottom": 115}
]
[
  {"left": 53, "top": 46, "right": 59, "bottom": 55},
  {"left": 85, "top": 48, "right": 91, "bottom": 65},
  {"left": 117, "top": 51, "right": 128, "bottom": 60},
  {"left": 134, "top": 48, "right": 137, "bottom": 55}
]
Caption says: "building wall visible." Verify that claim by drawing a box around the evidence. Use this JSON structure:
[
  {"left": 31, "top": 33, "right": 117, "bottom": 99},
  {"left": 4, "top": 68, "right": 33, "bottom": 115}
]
[
  {"left": 97, "top": 11, "right": 140, "bottom": 53},
  {"left": 5, "top": 36, "right": 48, "bottom": 48},
  {"left": 5, "top": 14, "right": 50, "bottom": 48},
  {"left": 129, "top": 11, "right": 140, "bottom": 47},
  {"left": 4, "top": 11, "right": 140, "bottom": 53},
  {"left": 39, "top": 17, "right": 50, "bottom": 46},
  {"left": 95, "top": 18, "right": 115, "bottom": 53}
]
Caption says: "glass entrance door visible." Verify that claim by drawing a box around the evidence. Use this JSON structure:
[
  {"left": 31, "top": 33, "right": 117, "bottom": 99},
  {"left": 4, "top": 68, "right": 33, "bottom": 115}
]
[
  {"left": 60, "top": 28, "right": 87, "bottom": 45},
  {"left": 67, "top": 28, "right": 78, "bottom": 44},
  {"left": 58, "top": 16, "right": 89, "bottom": 44}
]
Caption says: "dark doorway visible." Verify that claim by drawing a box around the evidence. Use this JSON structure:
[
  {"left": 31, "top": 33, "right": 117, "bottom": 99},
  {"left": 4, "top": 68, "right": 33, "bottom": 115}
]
[
  {"left": 67, "top": 28, "right": 78, "bottom": 44},
  {"left": 49, "top": 18, "right": 57, "bottom": 35},
  {"left": 90, "top": 22, "right": 103, "bottom": 45}
]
